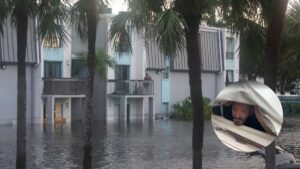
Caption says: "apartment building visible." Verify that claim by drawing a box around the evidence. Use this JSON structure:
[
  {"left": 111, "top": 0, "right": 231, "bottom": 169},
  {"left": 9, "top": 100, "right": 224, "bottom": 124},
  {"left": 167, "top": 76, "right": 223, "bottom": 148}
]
[{"left": 0, "top": 14, "right": 239, "bottom": 124}]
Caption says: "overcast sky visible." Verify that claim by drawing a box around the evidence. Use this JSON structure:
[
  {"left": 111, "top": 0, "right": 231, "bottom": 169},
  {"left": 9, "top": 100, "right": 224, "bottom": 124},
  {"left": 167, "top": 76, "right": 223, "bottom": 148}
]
[
  {"left": 109, "top": 0, "right": 297, "bottom": 14},
  {"left": 110, "top": 0, "right": 127, "bottom": 14}
]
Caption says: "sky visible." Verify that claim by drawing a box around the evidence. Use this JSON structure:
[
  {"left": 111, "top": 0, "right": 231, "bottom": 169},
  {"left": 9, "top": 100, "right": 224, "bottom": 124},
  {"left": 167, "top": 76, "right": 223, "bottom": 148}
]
[{"left": 110, "top": 0, "right": 127, "bottom": 14}]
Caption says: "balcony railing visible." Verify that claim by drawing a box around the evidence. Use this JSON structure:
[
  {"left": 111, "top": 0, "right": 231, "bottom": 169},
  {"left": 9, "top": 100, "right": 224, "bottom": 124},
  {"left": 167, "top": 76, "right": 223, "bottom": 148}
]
[
  {"left": 108, "top": 79, "right": 154, "bottom": 95},
  {"left": 43, "top": 78, "right": 86, "bottom": 95}
]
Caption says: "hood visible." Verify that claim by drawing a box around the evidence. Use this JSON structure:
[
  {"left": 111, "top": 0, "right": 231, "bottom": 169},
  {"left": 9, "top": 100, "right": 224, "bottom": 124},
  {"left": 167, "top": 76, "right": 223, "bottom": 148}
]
[{"left": 214, "top": 81, "right": 283, "bottom": 136}]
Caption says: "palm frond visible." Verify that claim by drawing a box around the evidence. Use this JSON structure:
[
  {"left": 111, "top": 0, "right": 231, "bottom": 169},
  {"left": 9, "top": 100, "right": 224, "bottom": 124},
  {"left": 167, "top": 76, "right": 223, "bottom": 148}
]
[
  {"left": 68, "top": 0, "right": 88, "bottom": 41},
  {"left": 95, "top": 48, "right": 116, "bottom": 79},
  {"left": 0, "top": 0, "right": 11, "bottom": 35},
  {"left": 37, "top": 0, "right": 69, "bottom": 45},
  {"left": 154, "top": 9, "right": 186, "bottom": 56},
  {"left": 109, "top": 12, "right": 132, "bottom": 53},
  {"left": 239, "top": 17, "right": 266, "bottom": 76},
  {"left": 72, "top": 48, "right": 115, "bottom": 79}
]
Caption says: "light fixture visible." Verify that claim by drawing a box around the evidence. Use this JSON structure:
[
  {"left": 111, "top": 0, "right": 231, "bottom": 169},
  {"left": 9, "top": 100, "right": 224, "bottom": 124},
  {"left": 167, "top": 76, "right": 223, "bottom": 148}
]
[{"left": 0, "top": 64, "right": 7, "bottom": 69}]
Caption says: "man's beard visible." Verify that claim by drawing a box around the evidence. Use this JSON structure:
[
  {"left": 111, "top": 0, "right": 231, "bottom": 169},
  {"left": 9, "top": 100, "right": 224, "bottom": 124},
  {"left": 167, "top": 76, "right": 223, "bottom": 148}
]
[{"left": 233, "top": 118, "right": 243, "bottom": 126}]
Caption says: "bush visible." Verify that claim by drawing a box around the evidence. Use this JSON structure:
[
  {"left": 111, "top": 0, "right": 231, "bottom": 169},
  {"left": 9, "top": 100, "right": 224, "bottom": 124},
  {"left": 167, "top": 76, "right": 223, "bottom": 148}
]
[
  {"left": 282, "top": 102, "right": 300, "bottom": 116},
  {"left": 171, "top": 97, "right": 212, "bottom": 121}
]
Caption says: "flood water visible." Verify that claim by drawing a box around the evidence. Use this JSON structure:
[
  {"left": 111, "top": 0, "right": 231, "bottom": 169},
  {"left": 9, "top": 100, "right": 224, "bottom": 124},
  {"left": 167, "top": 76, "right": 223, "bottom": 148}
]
[{"left": 0, "top": 116, "right": 299, "bottom": 169}]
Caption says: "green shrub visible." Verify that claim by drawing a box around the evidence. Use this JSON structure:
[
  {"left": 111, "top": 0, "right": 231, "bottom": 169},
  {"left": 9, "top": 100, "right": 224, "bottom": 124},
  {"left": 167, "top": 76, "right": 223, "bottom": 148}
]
[
  {"left": 171, "top": 97, "right": 212, "bottom": 121},
  {"left": 282, "top": 102, "right": 300, "bottom": 116}
]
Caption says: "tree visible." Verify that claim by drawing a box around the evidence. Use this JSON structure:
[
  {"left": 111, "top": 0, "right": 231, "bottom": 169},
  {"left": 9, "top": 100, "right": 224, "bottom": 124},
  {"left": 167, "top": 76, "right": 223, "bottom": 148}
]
[
  {"left": 109, "top": 0, "right": 214, "bottom": 168},
  {"left": 278, "top": 0, "right": 300, "bottom": 94},
  {"left": 207, "top": 0, "right": 289, "bottom": 168},
  {"left": 264, "top": 1, "right": 289, "bottom": 168},
  {"left": 69, "top": 0, "right": 108, "bottom": 168},
  {"left": 0, "top": 0, "right": 68, "bottom": 168}
]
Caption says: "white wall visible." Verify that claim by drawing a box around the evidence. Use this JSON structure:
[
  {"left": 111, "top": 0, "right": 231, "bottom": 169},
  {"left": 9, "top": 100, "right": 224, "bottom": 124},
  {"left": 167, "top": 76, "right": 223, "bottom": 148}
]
[
  {"left": 147, "top": 71, "right": 162, "bottom": 114},
  {"left": 131, "top": 30, "right": 145, "bottom": 79},
  {"left": 106, "top": 97, "right": 120, "bottom": 121},
  {"left": 223, "top": 29, "right": 240, "bottom": 82},
  {"left": 169, "top": 72, "right": 219, "bottom": 111},
  {"left": 0, "top": 65, "right": 43, "bottom": 125},
  {"left": 147, "top": 70, "right": 222, "bottom": 114},
  {"left": 128, "top": 98, "right": 143, "bottom": 119},
  {"left": 63, "top": 26, "right": 72, "bottom": 78}
]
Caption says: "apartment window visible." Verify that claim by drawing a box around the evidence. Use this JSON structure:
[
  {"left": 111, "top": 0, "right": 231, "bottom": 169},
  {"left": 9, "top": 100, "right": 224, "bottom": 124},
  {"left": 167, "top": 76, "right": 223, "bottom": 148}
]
[
  {"left": 115, "top": 65, "right": 130, "bottom": 80},
  {"left": 226, "top": 37, "right": 234, "bottom": 59},
  {"left": 226, "top": 70, "right": 234, "bottom": 82},
  {"left": 44, "top": 61, "right": 62, "bottom": 78},
  {"left": 43, "top": 36, "right": 61, "bottom": 48},
  {"left": 162, "top": 66, "right": 169, "bottom": 79}
]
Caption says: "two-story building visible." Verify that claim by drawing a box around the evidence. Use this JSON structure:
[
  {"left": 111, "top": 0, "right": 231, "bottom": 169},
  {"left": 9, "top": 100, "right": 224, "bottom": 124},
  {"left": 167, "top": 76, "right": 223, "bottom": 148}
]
[
  {"left": 72, "top": 14, "right": 239, "bottom": 122},
  {"left": 0, "top": 18, "right": 43, "bottom": 125},
  {"left": 0, "top": 13, "right": 239, "bottom": 124},
  {"left": 0, "top": 17, "right": 86, "bottom": 125}
]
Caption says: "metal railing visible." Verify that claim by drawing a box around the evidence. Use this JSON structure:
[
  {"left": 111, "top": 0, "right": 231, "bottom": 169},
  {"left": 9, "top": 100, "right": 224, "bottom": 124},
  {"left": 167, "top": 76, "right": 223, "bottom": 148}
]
[
  {"left": 107, "top": 79, "right": 154, "bottom": 95},
  {"left": 43, "top": 78, "right": 86, "bottom": 95}
]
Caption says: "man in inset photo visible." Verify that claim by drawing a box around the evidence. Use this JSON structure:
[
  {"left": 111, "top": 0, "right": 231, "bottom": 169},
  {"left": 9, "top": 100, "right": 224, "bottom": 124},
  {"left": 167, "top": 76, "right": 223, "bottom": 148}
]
[
  {"left": 212, "top": 102, "right": 276, "bottom": 136},
  {"left": 211, "top": 81, "right": 283, "bottom": 152}
]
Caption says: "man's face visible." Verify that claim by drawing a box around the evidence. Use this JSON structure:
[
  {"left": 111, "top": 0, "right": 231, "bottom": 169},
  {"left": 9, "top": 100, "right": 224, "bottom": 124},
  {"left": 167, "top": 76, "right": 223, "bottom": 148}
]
[{"left": 232, "top": 102, "right": 251, "bottom": 126}]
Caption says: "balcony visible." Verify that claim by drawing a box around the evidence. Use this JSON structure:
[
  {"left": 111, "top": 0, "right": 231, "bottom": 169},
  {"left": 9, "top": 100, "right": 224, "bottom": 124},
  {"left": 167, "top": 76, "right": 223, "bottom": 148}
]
[
  {"left": 43, "top": 78, "right": 86, "bottom": 95},
  {"left": 107, "top": 79, "right": 154, "bottom": 95}
]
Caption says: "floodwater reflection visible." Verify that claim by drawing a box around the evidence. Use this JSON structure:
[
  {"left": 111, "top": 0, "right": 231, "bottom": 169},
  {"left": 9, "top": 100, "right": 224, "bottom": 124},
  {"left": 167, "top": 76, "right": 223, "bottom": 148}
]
[{"left": 0, "top": 117, "right": 299, "bottom": 169}]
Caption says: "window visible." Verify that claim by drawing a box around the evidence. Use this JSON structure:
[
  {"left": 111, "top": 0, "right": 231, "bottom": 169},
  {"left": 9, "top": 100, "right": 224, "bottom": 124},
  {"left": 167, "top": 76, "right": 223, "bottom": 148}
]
[
  {"left": 226, "top": 70, "right": 234, "bottom": 85},
  {"left": 43, "top": 36, "right": 61, "bottom": 48},
  {"left": 115, "top": 65, "right": 130, "bottom": 94},
  {"left": 44, "top": 61, "right": 62, "bottom": 78},
  {"left": 115, "top": 65, "right": 130, "bottom": 80},
  {"left": 162, "top": 66, "right": 169, "bottom": 79},
  {"left": 226, "top": 37, "right": 234, "bottom": 59}
]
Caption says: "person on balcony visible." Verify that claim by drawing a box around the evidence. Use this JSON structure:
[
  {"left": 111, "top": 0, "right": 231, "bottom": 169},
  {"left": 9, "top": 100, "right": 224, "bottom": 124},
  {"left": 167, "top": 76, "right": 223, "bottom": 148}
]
[{"left": 143, "top": 73, "right": 152, "bottom": 94}]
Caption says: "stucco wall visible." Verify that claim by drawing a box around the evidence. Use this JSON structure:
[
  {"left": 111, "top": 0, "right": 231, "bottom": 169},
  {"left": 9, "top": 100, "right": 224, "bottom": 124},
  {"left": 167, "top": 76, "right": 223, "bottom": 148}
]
[
  {"left": 131, "top": 30, "right": 145, "bottom": 80},
  {"left": 146, "top": 71, "right": 223, "bottom": 114},
  {"left": 146, "top": 71, "right": 162, "bottom": 114},
  {"left": 0, "top": 65, "right": 43, "bottom": 125},
  {"left": 170, "top": 72, "right": 222, "bottom": 106}
]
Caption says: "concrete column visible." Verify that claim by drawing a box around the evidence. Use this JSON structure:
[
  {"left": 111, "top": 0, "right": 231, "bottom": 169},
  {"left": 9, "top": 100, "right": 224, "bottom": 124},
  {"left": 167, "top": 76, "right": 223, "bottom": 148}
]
[
  {"left": 46, "top": 96, "right": 55, "bottom": 124},
  {"left": 64, "top": 98, "right": 71, "bottom": 123},
  {"left": 119, "top": 96, "right": 127, "bottom": 121},
  {"left": 149, "top": 97, "right": 155, "bottom": 120}
]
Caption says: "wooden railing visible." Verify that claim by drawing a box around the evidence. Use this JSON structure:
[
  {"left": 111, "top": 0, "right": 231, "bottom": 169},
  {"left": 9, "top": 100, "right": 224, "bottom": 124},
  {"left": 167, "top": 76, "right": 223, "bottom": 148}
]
[
  {"left": 107, "top": 79, "right": 154, "bottom": 95},
  {"left": 43, "top": 78, "right": 86, "bottom": 95}
]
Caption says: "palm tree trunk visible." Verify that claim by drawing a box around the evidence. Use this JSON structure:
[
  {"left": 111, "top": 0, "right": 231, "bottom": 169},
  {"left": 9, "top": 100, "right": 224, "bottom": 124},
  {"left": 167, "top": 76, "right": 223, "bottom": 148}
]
[
  {"left": 264, "top": 0, "right": 288, "bottom": 169},
  {"left": 83, "top": 0, "right": 97, "bottom": 168},
  {"left": 184, "top": 15, "right": 204, "bottom": 169},
  {"left": 16, "top": 6, "right": 28, "bottom": 169}
]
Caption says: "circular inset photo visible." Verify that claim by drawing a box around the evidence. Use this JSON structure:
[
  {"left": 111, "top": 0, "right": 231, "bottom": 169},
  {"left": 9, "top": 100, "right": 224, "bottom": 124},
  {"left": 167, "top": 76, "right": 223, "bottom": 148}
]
[{"left": 211, "top": 81, "right": 283, "bottom": 152}]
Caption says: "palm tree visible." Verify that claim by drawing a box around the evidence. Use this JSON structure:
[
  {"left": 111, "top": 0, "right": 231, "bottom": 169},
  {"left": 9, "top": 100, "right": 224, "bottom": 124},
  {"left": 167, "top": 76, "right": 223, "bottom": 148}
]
[
  {"left": 264, "top": 1, "right": 289, "bottom": 168},
  {"left": 109, "top": 0, "right": 213, "bottom": 168},
  {"left": 0, "top": 0, "right": 68, "bottom": 168},
  {"left": 214, "top": 0, "right": 289, "bottom": 168},
  {"left": 69, "top": 0, "right": 108, "bottom": 168},
  {"left": 278, "top": 0, "right": 300, "bottom": 94}
]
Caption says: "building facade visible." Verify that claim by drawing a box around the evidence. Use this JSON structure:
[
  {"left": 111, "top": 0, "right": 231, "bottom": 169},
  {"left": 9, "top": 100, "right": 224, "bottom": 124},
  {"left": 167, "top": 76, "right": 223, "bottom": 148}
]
[
  {"left": 0, "top": 14, "right": 239, "bottom": 124},
  {"left": 0, "top": 18, "right": 43, "bottom": 125}
]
